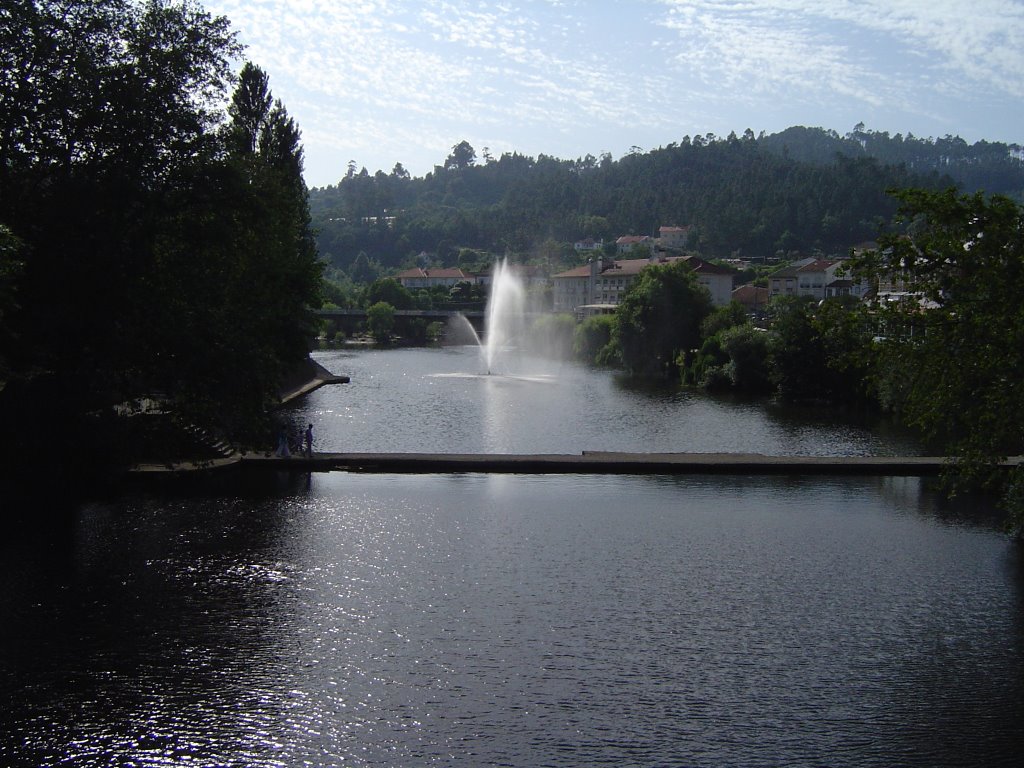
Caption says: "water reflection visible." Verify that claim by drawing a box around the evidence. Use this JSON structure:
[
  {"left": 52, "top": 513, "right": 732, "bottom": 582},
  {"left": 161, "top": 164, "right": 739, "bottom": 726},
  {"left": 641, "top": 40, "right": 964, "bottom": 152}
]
[
  {"left": 296, "top": 347, "right": 922, "bottom": 456},
  {"left": 1, "top": 473, "right": 1020, "bottom": 767}
]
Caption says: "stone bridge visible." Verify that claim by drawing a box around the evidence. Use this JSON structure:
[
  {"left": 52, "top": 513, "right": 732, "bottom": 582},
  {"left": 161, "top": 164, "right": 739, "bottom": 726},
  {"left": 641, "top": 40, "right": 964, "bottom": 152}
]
[{"left": 317, "top": 308, "right": 486, "bottom": 336}]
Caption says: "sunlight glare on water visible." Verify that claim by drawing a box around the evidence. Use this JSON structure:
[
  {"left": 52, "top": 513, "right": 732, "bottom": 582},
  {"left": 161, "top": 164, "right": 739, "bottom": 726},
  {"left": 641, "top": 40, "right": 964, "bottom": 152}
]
[
  {"left": 1, "top": 472, "right": 1021, "bottom": 767},
  {"left": 298, "top": 346, "right": 921, "bottom": 456}
]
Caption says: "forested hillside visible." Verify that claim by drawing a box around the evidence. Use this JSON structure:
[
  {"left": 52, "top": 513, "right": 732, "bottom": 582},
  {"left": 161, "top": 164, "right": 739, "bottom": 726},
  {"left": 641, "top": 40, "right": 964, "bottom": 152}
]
[
  {"left": 760, "top": 125, "right": 1024, "bottom": 198},
  {"left": 310, "top": 126, "right": 1024, "bottom": 277}
]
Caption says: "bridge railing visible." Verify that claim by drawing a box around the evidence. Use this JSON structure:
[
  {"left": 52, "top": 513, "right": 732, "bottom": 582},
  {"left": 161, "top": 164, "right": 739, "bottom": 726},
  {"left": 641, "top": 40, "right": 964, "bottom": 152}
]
[{"left": 317, "top": 308, "right": 485, "bottom": 318}]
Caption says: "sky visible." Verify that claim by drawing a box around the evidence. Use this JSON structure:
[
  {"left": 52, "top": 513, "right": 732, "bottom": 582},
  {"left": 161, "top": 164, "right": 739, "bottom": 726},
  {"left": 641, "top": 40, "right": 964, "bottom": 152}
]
[{"left": 202, "top": 0, "right": 1024, "bottom": 189}]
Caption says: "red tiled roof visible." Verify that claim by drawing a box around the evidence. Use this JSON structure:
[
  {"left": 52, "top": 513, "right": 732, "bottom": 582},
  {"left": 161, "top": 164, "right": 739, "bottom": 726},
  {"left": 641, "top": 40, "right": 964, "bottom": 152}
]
[
  {"left": 552, "top": 265, "right": 591, "bottom": 278},
  {"left": 796, "top": 259, "right": 836, "bottom": 272},
  {"left": 732, "top": 284, "right": 769, "bottom": 304},
  {"left": 770, "top": 266, "right": 801, "bottom": 279},
  {"left": 395, "top": 267, "right": 471, "bottom": 279},
  {"left": 607, "top": 257, "right": 658, "bottom": 275},
  {"left": 553, "top": 256, "right": 687, "bottom": 279},
  {"left": 684, "top": 256, "right": 734, "bottom": 276}
]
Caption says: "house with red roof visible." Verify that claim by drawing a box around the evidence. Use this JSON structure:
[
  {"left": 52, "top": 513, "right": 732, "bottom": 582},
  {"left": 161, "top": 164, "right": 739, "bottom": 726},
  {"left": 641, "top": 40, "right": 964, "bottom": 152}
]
[
  {"left": 658, "top": 226, "right": 692, "bottom": 250},
  {"left": 685, "top": 256, "right": 736, "bottom": 307},
  {"left": 394, "top": 267, "right": 474, "bottom": 289},
  {"left": 768, "top": 257, "right": 838, "bottom": 299},
  {"left": 615, "top": 235, "right": 654, "bottom": 254},
  {"left": 732, "top": 284, "right": 770, "bottom": 312}
]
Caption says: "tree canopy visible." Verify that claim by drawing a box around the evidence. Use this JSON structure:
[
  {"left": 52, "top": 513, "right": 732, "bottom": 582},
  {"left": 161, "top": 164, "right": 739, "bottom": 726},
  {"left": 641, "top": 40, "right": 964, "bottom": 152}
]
[
  {"left": 852, "top": 188, "right": 1024, "bottom": 526},
  {"left": 614, "top": 260, "right": 713, "bottom": 377},
  {"left": 0, "top": 1, "right": 322, "bottom": 492}
]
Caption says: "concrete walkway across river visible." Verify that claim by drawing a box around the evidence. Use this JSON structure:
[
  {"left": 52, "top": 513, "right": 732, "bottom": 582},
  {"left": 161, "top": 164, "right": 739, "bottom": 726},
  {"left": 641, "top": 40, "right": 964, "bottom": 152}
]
[{"left": 231, "top": 451, "right": 1021, "bottom": 476}]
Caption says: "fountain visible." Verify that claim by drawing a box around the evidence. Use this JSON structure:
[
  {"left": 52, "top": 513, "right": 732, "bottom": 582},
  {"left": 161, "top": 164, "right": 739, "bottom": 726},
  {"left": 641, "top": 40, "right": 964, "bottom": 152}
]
[
  {"left": 449, "top": 258, "right": 527, "bottom": 375},
  {"left": 481, "top": 258, "right": 527, "bottom": 374}
]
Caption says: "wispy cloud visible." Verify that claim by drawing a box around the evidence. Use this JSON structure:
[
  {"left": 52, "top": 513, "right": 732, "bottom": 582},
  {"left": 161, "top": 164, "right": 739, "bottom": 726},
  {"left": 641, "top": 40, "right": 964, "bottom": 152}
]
[
  {"left": 658, "top": 6, "right": 884, "bottom": 106},
  {"left": 203, "top": 0, "right": 1023, "bottom": 184},
  {"left": 655, "top": 0, "right": 1024, "bottom": 101}
]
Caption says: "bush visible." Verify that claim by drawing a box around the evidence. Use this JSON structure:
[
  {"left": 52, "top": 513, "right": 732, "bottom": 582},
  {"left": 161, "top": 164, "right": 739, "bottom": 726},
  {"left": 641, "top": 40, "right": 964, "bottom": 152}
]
[
  {"left": 366, "top": 301, "right": 395, "bottom": 344},
  {"left": 573, "top": 314, "right": 616, "bottom": 365},
  {"left": 426, "top": 321, "right": 445, "bottom": 344},
  {"left": 718, "top": 324, "right": 771, "bottom": 394},
  {"left": 685, "top": 335, "right": 727, "bottom": 388}
]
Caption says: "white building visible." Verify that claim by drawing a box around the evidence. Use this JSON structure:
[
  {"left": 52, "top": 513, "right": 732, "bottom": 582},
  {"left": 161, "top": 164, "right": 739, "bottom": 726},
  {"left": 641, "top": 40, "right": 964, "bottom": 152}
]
[
  {"left": 552, "top": 255, "right": 735, "bottom": 314},
  {"left": 658, "top": 226, "right": 691, "bottom": 250}
]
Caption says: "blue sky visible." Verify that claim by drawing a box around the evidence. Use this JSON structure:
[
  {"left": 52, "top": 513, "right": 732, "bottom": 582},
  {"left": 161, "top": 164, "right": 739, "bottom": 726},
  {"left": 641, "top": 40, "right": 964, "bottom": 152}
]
[{"left": 203, "top": 0, "right": 1024, "bottom": 188}]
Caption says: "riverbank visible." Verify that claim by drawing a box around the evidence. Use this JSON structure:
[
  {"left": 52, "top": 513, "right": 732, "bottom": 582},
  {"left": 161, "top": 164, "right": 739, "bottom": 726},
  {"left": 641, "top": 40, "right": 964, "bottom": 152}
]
[
  {"left": 278, "top": 358, "right": 350, "bottom": 403},
  {"left": 126, "top": 358, "right": 349, "bottom": 474}
]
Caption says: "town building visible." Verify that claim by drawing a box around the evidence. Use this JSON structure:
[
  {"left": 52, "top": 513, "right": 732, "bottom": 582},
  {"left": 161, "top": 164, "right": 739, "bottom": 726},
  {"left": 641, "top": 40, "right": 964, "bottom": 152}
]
[
  {"left": 615, "top": 235, "right": 654, "bottom": 254},
  {"left": 658, "top": 226, "right": 691, "bottom": 250},
  {"left": 824, "top": 279, "right": 869, "bottom": 299},
  {"left": 767, "top": 257, "right": 816, "bottom": 298},
  {"left": 731, "top": 284, "right": 770, "bottom": 313},
  {"left": 768, "top": 258, "right": 844, "bottom": 300},
  {"left": 686, "top": 256, "right": 735, "bottom": 307},
  {"left": 552, "top": 254, "right": 735, "bottom": 314},
  {"left": 573, "top": 237, "right": 604, "bottom": 253},
  {"left": 394, "top": 267, "right": 474, "bottom": 289},
  {"left": 769, "top": 257, "right": 873, "bottom": 301},
  {"left": 476, "top": 262, "right": 549, "bottom": 289}
]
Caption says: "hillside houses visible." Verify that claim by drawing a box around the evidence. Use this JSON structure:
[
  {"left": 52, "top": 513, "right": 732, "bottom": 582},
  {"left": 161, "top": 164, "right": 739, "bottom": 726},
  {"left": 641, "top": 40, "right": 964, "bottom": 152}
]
[
  {"left": 552, "top": 224, "right": 734, "bottom": 315},
  {"left": 394, "top": 226, "right": 876, "bottom": 321}
]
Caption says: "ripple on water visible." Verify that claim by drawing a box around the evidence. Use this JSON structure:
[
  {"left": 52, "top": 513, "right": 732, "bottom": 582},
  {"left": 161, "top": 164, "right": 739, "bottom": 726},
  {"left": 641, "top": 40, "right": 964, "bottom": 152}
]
[{"left": 1, "top": 471, "right": 1020, "bottom": 767}]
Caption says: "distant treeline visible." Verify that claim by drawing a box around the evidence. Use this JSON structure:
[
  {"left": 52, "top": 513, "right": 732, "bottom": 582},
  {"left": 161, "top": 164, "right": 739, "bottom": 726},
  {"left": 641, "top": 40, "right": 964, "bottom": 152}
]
[{"left": 310, "top": 126, "right": 1024, "bottom": 276}]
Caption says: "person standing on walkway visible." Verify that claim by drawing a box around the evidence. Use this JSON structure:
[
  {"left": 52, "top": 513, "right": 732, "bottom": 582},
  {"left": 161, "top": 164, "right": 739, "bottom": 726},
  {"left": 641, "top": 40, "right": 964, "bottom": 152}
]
[
  {"left": 275, "top": 425, "right": 290, "bottom": 458},
  {"left": 304, "top": 423, "right": 314, "bottom": 458}
]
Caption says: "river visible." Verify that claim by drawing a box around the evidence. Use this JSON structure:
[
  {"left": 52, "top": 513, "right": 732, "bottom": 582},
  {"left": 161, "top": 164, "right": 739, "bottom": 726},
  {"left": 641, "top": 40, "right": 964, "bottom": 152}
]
[
  {"left": 291, "top": 347, "right": 921, "bottom": 456},
  {"left": 1, "top": 347, "right": 1020, "bottom": 767}
]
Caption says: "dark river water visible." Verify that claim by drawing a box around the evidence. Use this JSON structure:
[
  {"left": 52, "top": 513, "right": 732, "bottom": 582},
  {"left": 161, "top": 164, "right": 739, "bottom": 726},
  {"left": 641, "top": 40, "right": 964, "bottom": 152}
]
[{"left": 2, "top": 348, "right": 1022, "bottom": 767}]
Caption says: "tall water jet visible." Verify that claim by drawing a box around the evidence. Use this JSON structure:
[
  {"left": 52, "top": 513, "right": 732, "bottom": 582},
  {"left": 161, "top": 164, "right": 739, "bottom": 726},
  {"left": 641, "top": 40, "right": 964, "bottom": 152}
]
[{"left": 481, "top": 258, "right": 527, "bottom": 375}]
